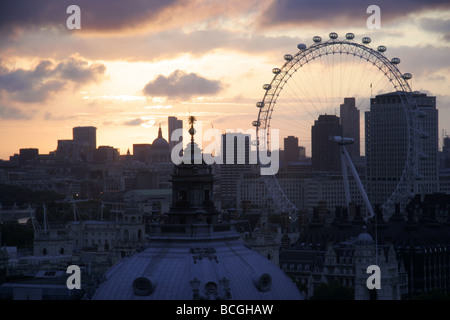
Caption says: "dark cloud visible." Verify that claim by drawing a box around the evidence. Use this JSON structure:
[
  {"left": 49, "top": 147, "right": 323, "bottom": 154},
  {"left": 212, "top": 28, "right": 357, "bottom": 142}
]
[
  {"left": 419, "top": 18, "right": 450, "bottom": 42},
  {"left": 143, "top": 70, "right": 223, "bottom": 99},
  {"left": 0, "top": 0, "right": 179, "bottom": 33},
  {"left": 0, "top": 58, "right": 106, "bottom": 103},
  {"left": 55, "top": 58, "right": 106, "bottom": 82},
  {"left": 123, "top": 118, "right": 145, "bottom": 126},
  {"left": 43, "top": 112, "right": 77, "bottom": 121},
  {"left": 420, "top": 17, "right": 450, "bottom": 33},
  {"left": 0, "top": 28, "right": 303, "bottom": 63},
  {"left": 386, "top": 45, "right": 450, "bottom": 77},
  {"left": 0, "top": 105, "right": 34, "bottom": 120},
  {"left": 258, "top": 0, "right": 450, "bottom": 28}
]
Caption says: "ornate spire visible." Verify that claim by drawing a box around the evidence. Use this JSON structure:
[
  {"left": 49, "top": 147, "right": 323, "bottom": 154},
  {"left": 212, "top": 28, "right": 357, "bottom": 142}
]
[
  {"left": 188, "top": 116, "right": 197, "bottom": 163},
  {"left": 188, "top": 116, "right": 196, "bottom": 140},
  {"left": 158, "top": 123, "right": 163, "bottom": 138}
]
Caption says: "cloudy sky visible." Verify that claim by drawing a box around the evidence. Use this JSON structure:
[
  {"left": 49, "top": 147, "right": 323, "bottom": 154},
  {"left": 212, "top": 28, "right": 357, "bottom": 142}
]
[{"left": 0, "top": 0, "right": 449, "bottom": 159}]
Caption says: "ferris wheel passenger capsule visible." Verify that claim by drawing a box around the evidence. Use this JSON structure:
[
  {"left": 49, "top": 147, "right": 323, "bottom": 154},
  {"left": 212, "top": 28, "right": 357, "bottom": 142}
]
[
  {"left": 263, "top": 84, "right": 271, "bottom": 90},
  {"left": 313, "top": 36, "right": 322, "bottom": 43},
  {"left": 345, "top": 33, "right": 355, "bottom": 40},
  {"left": 362, "top": 37, "right": 371, "bottom": 44},
  {"left": 297, "top": 43, "right": 306, "bottom": 50},
  {"left": 272, "top": 68, "right": 281, "bottom": 74},
  {"left": 256, "top": 102, "right": 264, "bottom": 108},
  {"left": 329, "top": 32, "right": 338, "bottom": 39},
  {"left": 284, "top": 54, "right": 293, "bottom": 61},
  {"left": 252, "top": 121, "right": 260, "bottom": 127},
  {"left": 402, "top": 73, "right": 412, "bottom": 80},
  {"left": 391, "top": 57, "right": 401, "bottom": 64},
  {"left": 377, "top": 45, "right": 387, "bottom": 52}
]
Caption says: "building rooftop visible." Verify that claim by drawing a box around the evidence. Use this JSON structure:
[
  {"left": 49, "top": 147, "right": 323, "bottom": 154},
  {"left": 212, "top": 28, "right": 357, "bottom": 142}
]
[
  {"left": 92, "top": 120, "right": 302, "bottom": 300},
  {"left": 93, "top": 236, "right": 302, "bottom": 300}
]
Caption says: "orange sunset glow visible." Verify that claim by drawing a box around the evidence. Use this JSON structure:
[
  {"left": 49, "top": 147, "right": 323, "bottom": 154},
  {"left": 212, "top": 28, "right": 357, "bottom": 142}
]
[{"left": 1, "top": 0, "right": 450, "bottom": 160}]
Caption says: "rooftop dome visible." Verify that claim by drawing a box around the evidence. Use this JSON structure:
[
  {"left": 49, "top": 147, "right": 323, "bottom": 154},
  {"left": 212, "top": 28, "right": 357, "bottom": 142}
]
[
  {"left": 92, "top": 117, "right": 302, "bottom": 300},
  {"left": 152, "top": 125, "right": 169, "bottom": 149},
  {"left": 356, "top": 232, "right": 374, "bottom": 245},
  {"left": 92, "top": 235, "right": 303, "bottom": 300}
]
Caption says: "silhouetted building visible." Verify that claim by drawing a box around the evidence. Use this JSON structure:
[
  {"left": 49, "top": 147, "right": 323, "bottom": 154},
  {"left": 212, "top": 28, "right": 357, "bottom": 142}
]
[
  {"left": 55, "top": 126, "right": 97, "bottom": 162},
  {"left": 73, "top": 126, "right": 97, "bottom": 150},
  {"left": 168, "top": 116, "right": 183, "bottom": 153},
  {"left": 220, "top": 133, "right": 252, "bottom": 208},
  {"left": 132, "top": 126, "right": 170, "bottom": 164},
  {"left": 133, "top": 144, "right": 152, "bottom": 163},
  {"left": 56, "top": 139, "right": 74, "bottom": 161},
  {"left": 311, "top": 115, "right": 342, "bottom": 172},
  {"left": 443, "top": 136, "right": 450, "bottom": 169},
  {"left": 284, "top": 194, "right": 450, "bottom": 299},
  {"left": 284, "top": 136, "right": 300, "bottom": 163},
  {"left": 151, "top": 125, "right": 170, "bottom": 163},
  {"left": 299, "top": 146, "right": 306, "bottom": 159},
  {"left": 95, "top": 146, "right": 120, "bottom": 163},
  {"left": 281, "top": 230, "right": 407, "bottom": 300},
  {"left": 92, "top": 124, "right": 302, "bottom": 300},
  {"left": 366, "top": 92, "right": 439, "bottom": 208},
  {"left": 19, "top": 148, "right": 39, "bottom": 166},
  {"left": 340, "top": 97, "right": 360, "bottom": 160}
]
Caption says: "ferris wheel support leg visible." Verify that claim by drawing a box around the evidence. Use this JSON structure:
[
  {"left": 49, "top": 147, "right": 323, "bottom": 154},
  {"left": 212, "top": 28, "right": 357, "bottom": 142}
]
[
  {"left": 342, "top": 146, "right": 375, "bottom": 220},
  {"left": 340, "top": 146, "right": 351, "bottom": 207}
]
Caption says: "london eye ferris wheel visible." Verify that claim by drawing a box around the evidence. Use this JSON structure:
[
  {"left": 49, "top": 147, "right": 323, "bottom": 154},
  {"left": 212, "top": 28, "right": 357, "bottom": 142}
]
[{"left": 253, "top": 32, "right": 423, "bottom": 222}]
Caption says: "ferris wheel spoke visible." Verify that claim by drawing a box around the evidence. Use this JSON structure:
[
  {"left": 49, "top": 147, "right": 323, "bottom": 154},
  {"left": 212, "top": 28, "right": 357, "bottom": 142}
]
[{"left": 256, "top": 34, "right": 418, "bottom": 221}]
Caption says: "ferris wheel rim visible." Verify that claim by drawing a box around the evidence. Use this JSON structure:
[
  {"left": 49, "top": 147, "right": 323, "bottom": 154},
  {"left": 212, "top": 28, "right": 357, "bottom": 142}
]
[{"left": 254, "top": 34, "right": 420, "bottom": 221}]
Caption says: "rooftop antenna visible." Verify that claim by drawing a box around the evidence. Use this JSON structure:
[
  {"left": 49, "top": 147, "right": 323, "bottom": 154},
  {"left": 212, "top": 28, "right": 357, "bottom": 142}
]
[
  {"left": 43, "top": 203, "right": 48, "bottom": 234},
  {"left": 188, "top": 115, "right": 197, "bottom": 164},
  {"left": 30, "top": 207, "right": 41, "bottom": 231},
  {"left": 73, "top": 199, "right": 77, "bottom": 222},
  {"left": 71, "top": 198, "right": 89, "bottom": 222},
  {"left": 375, "top": 208, "right": 378, "bottom": 266}
]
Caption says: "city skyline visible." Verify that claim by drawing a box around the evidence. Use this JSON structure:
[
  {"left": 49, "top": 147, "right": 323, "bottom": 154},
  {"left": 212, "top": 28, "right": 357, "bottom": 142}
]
[{"left": 1, "top": 1, "right": 450, "bottom": 160}]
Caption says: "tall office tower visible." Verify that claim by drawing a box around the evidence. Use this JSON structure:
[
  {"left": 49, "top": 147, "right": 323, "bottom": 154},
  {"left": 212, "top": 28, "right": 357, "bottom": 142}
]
[
  {"left": 340, "top": 97, "right": 360, "bottom": 160},
  {"left": 168, "top": 116, "right": 183, "bottom": 152},
  {"left": 19, "top": 148, "right": 39, "bottom": 166},
  {"left": 56, "top": 140, "right": 74, "bottom": 162},
  {"left": 443, "top": 135, "right": 450, "bottom": 168},
  {"left": 133, "top": 144, "right": 152, "bottom": 163},
  {"left": 72, "top": 126, "right": 97, "bottom": 162},
  {"left": 220, "top": 132, "right": 252, "bottom": 208},
  {"left": 311, "top": 115, "right": 343, "bottom": 172},
  {"left": 73, "top": 126, "right": 97, "bottom": 149},
  {"left": 365, "top": 92, "right": 438, "bottom": 208},
  {"left": 284, "top": 136, "right": 300, "bottom": 163},
  {"left": 299, "top": 146, "right": 306, "bottom": 159}
]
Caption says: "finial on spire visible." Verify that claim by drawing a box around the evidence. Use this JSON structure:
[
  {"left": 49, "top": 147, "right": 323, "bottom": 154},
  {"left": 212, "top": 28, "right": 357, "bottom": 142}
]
[
  {"left": 188, "top": 115, "right": 196, "bottom": 127},
  {"left": 188, "top": 116, "right": 197, "bottom": 141},
  {"left": 158, "top": 123, "right": 163, "bottom": 138},
  {"left": 187, "top": 115, "right": 198, "bottom": 164}
]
